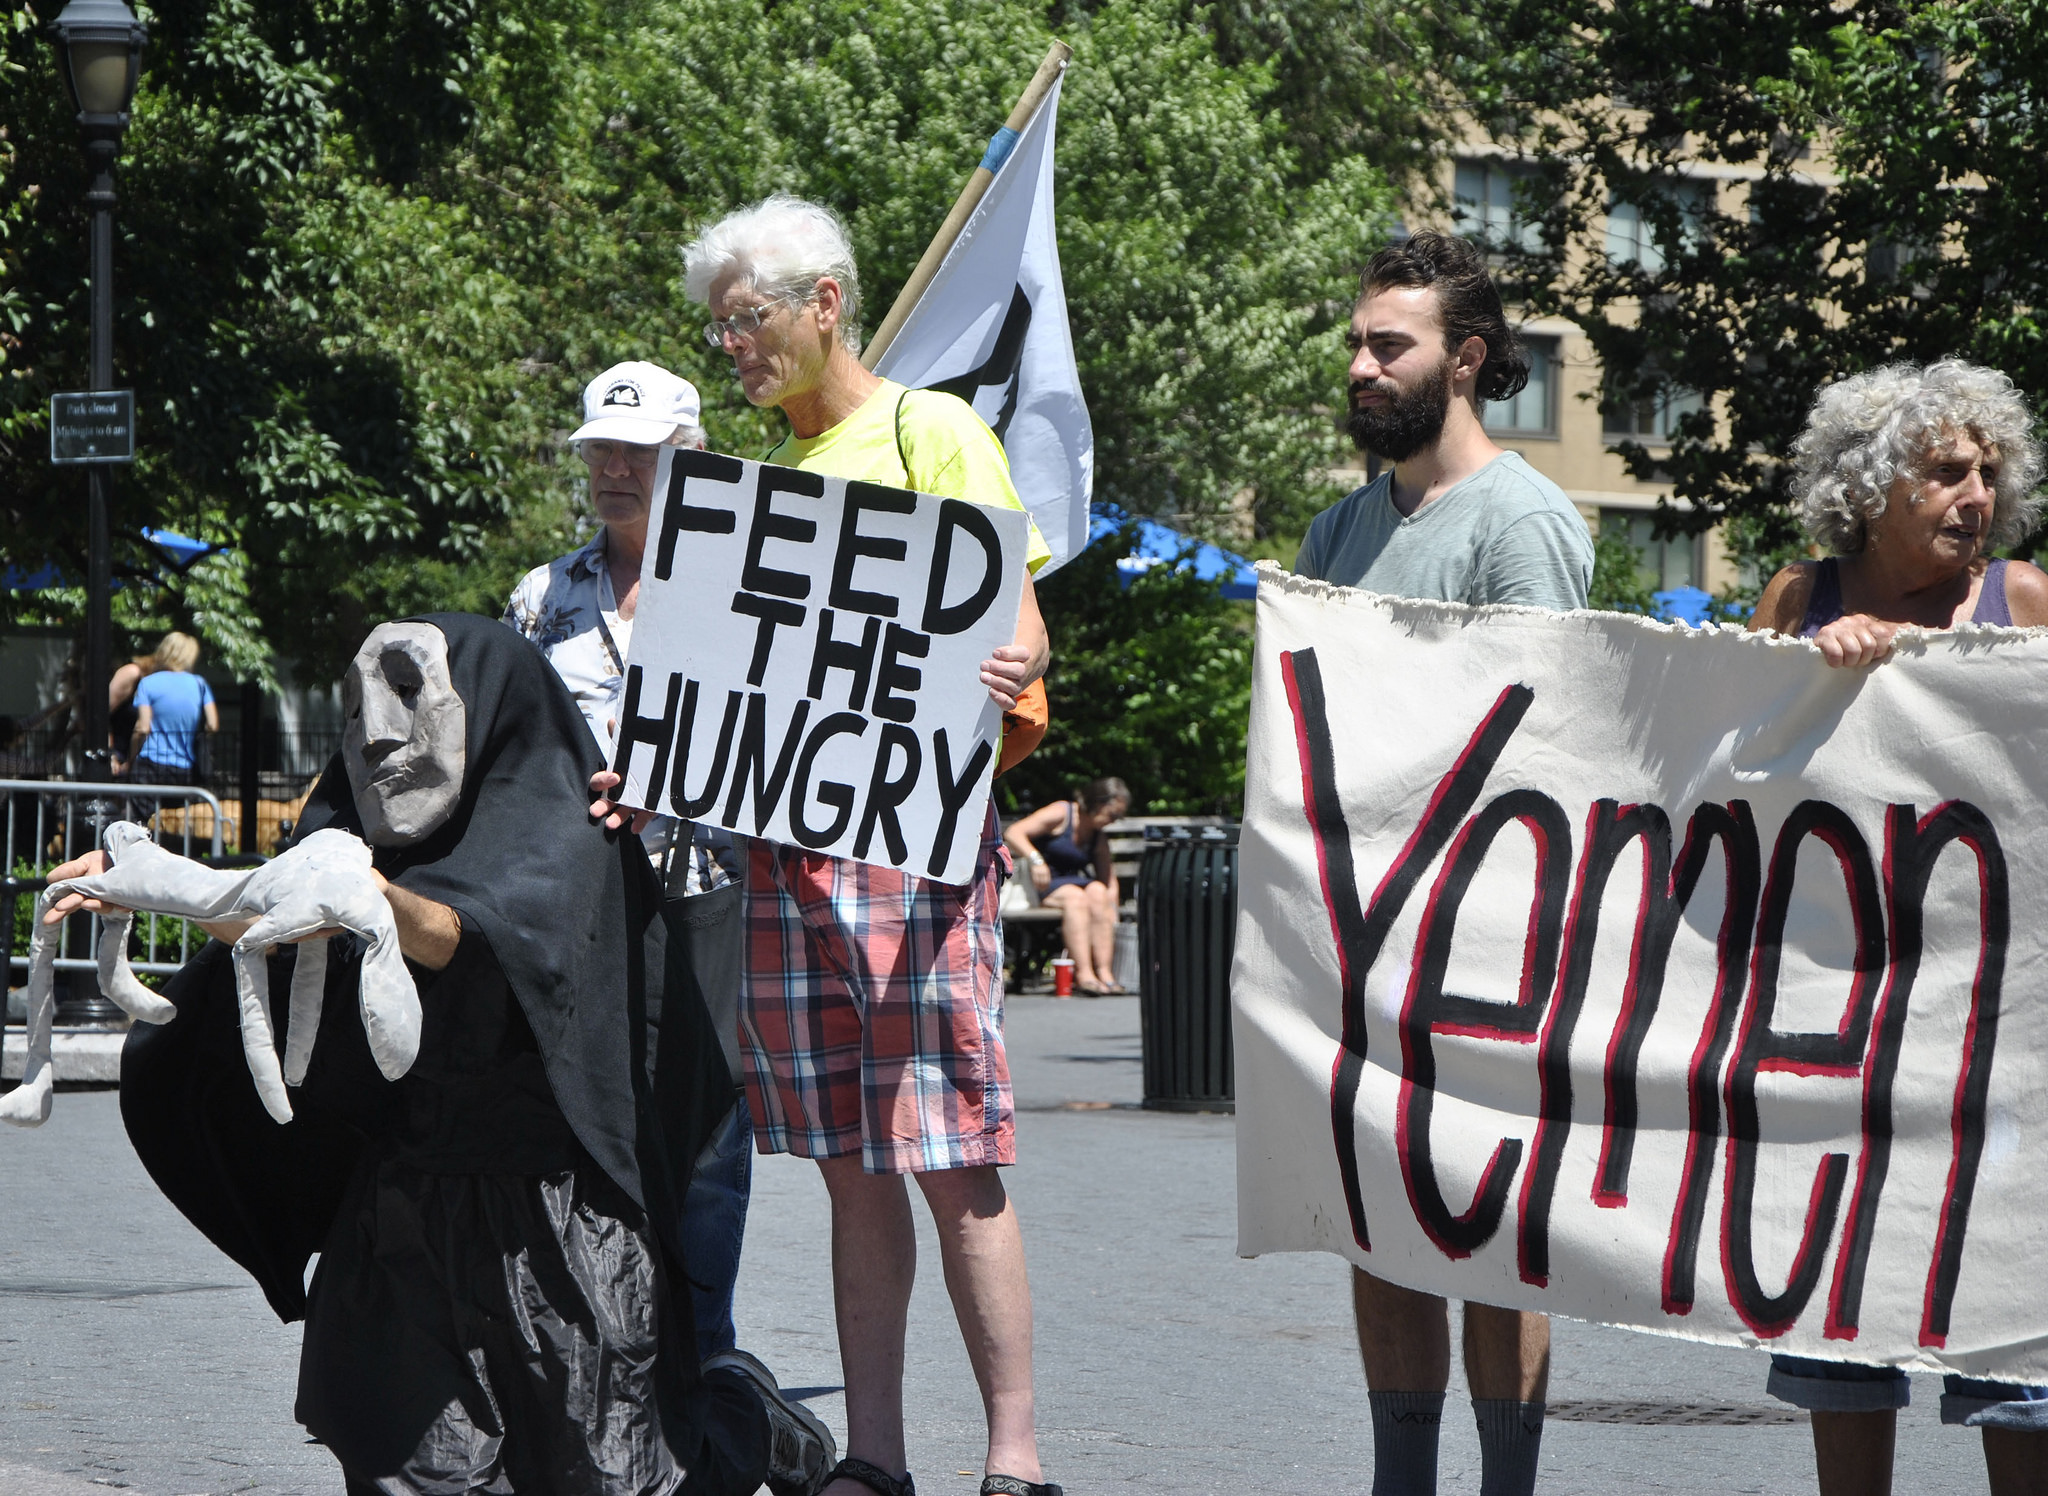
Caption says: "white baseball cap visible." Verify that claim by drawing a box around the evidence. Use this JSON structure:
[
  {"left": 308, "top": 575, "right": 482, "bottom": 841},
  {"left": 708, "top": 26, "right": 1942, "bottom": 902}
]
[{"left": 569, "top": 361, "right": 702, "bottom": 445}]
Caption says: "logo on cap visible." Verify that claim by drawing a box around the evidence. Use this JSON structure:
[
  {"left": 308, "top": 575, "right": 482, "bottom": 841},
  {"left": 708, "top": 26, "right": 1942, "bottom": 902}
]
[{"left": 603, "top": 381, "right": 643, "bottom": 408}]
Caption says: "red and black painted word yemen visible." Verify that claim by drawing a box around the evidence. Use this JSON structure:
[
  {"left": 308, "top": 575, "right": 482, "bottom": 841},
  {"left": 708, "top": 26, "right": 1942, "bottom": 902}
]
[{"left": 1278, "top": 648, "right": 2005, "bottom": 1350}]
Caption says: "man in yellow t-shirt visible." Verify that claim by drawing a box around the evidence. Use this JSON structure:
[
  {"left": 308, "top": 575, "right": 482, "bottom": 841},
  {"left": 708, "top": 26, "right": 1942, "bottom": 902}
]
[{"left": 682, "top": 194, "right": 1055, "bottom": 1496}]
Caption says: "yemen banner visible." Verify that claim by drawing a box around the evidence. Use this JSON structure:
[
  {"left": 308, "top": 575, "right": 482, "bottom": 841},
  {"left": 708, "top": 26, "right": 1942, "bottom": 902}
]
[
  {"left": 872, "top": 75, "right": 1093, "bottom": 574},
  {"left": 1233, "top": 564, "right": 2048, "bottom": 1381}
]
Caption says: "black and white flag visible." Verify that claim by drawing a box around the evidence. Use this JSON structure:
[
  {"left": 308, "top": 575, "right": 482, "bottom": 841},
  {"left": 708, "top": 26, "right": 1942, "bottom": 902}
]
[{"left": 873, "top": 75, "right": 1093, "bottom": 573}]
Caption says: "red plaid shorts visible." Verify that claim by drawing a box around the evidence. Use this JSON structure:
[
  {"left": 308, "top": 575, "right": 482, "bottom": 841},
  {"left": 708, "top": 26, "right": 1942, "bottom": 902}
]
[{"left": 739, "top": 810, "right": 1014, "bottom": 1174}]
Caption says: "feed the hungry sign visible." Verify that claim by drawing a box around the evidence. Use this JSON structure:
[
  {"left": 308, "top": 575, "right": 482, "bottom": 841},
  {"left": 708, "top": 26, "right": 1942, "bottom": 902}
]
[{"left": 616, "top": 448, "right": 1027, "bottom": 886}]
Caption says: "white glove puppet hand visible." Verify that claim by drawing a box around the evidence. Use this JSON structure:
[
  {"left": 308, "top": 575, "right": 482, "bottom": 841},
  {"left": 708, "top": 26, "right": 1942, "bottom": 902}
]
[{"left": 5, "top": 823, "right": 420, "bottom": 1127}]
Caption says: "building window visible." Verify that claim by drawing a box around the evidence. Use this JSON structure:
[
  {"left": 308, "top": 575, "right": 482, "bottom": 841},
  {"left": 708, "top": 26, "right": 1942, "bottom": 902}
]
[
  {"left": 1602, "top": 370, "right": 1706, "bottom": 443},
  {"left": 1454, "top": 159, "right": 1543, "bottom": 253},
  {"left": 1605, "top": 179, "right": 1710, "bottom": 273},
  {"left": 1602, "top": 509, "right": 1701, "bottom": 593},
  {"left": 1483, "top": 335, "right": 1557, "bottom": 436}
]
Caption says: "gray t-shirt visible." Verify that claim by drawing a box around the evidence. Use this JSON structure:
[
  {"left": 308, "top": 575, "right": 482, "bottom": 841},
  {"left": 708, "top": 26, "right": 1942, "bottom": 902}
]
[{"left": 1292, "top": 452, "right": 1593, "bottom": 610}]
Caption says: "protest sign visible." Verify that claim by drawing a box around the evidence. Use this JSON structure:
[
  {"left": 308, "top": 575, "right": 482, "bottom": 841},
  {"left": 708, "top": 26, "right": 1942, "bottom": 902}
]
[
  {"left": 616, "top": 448, "right": 1028, "bottom": 886},
  {"left": 1234, "top": 563, "right": 2048, "bottom": 1381}
]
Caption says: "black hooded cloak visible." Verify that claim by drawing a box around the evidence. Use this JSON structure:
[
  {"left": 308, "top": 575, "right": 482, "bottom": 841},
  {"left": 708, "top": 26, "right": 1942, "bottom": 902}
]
[{"left": 120, "top": 613, "right": 745, "bottom": 1493}]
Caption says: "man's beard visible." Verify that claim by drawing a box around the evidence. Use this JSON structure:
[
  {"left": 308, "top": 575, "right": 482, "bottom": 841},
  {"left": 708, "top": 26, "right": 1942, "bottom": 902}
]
[{"left": 1346, "top": 355, "right": 1453, "bottom": 462}]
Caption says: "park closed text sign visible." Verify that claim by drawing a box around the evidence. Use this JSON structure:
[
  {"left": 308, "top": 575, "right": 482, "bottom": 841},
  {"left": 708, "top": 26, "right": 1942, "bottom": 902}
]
[
  {"left": 617, "top": 448, "right": 1026, "bottom": 885},
  {"left": 1234, "top": 564, "right": 2048, "bottom": 1381}
]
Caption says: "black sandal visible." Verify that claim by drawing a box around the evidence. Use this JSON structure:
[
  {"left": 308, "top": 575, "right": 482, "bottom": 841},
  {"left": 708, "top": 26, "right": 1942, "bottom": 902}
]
[
  {"left": 827, "top": 1457, "right": 916, "bottom": 1496},
  {"left": 981, "top": 1478, "right": 1063, "bottom": 1496}
]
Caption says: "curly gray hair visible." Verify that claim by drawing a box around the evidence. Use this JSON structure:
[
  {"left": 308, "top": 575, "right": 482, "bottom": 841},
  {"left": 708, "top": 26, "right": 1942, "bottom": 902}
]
[
  {"left": 1792, "top": 359, "right": 2044, "bottom": 554},
  {"left": 681, "top": 193, "right": 863, "bottom": 351}
]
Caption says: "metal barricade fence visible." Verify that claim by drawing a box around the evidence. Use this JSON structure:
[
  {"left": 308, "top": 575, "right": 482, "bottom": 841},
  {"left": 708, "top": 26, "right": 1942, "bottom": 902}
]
[{"left": 4, "top": 778, "right": 227, "bottom": 993}]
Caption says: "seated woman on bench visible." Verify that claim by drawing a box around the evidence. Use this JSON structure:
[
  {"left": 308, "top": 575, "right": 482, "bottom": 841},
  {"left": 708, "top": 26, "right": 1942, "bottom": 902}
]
[{"left": 1003, "top": 777, "right": 1132, "bottom": 995}]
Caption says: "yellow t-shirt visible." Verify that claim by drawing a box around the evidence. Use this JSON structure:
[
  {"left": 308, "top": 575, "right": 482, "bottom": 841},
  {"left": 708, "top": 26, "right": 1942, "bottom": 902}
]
[{"left": 766, "top": 379, "right": 1052, "bottom": 573}]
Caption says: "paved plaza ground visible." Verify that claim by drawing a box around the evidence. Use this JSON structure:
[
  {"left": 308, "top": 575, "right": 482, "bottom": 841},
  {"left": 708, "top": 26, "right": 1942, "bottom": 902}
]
[{"left": 0, "top": 996, "right": 1995, "bottom": 1494}]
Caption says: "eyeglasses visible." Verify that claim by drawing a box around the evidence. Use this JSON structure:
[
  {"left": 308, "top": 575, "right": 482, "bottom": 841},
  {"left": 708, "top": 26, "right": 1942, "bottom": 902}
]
[
  {"left": 703, "top": 301, "right": 789, "bottom": 349},
  {"left": 704, "top": 284, "right": 823, "bottom": 349},
  {"left": 577, "top": 440, "right": 662, "bottom": 470}
]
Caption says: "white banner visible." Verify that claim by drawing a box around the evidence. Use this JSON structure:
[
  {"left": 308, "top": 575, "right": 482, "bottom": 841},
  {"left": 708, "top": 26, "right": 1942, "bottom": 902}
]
[
  {"left": 872, "top": 75, "right": 1093, "bottom": 574},
  {"left": 1234, "top": 563, "right": 2048, "bottom": 1381},
  {"left": 617, "top": 448, "right": 1026, "bottom": 885}
]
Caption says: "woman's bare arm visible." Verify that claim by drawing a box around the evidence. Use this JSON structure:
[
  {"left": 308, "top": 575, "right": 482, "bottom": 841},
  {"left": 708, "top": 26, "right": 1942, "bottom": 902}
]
[
  {"left": 1747, "top": 562, "right": 1818, "bottom": 636},
  {"left": 2001, "top": 559, "right": 2048, "bottom": 627}
]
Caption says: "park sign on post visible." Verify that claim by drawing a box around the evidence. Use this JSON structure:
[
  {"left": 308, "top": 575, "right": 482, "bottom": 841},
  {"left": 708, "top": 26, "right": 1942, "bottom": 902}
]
[
  {"left": 615, "top": 448, "right": 1028, "bottom": 887},
  {"left": 49, "top": 390, "right": 135, "bottom": 464},
  {"left": 1235, "top": 565, "right": 2048, "bottom": 1382}
]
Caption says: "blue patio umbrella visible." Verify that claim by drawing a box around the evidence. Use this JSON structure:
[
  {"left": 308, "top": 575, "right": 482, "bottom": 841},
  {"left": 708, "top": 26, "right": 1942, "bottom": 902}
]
[
  {"left": 1094, "top": 514, "right": 1258, "bottom": 600},
  {"left": 5, "top": 527, "right": 220, "bottom": 591}
]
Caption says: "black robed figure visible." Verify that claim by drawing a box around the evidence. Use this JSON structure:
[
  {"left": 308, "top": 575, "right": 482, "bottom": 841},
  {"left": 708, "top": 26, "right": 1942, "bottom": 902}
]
[{"left": 115, "top": 613, "right": 813, "bottom": 1495}]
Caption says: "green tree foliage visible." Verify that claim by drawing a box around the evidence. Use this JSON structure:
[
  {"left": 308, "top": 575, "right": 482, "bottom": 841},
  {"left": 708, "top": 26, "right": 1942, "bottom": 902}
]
[
  {"left": 3, "top": 0, "right": 1400, "bottom": 685},
  {"left": 2, "top": 0, "right": 497, "bottom": 680},
  {"left": 1456, "top": 1, "right": 2048, "bottom": 585},
  {"left": 1000, "top": 521, "right": 1250, "bottom": 817}
]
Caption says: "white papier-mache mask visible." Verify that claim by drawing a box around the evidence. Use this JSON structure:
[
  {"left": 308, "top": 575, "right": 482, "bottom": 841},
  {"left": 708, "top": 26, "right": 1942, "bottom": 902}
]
[{"left": 344, "top": 620, "right": 467, "bottom": 847}]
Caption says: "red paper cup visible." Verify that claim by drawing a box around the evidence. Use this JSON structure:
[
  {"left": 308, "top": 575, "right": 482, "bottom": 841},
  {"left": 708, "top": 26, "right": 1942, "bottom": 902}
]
[{"left": 1051, "top": 957, "right": 1075, "bottom": 997}]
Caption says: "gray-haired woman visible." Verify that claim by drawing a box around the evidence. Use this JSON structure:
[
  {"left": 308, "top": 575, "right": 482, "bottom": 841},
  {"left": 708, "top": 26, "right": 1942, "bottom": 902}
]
[
  {"left": 1752, "top": 357, "right": 2048, "bottom": 1496},
  {"left": 1752, "top": 357, "right": 2048, "bottom": 655}
]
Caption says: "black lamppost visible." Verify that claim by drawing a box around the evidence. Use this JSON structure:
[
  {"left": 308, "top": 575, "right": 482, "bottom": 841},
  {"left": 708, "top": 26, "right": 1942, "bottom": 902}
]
[{"left": 50, "top": 0, "right": 146, "bottom": 784}]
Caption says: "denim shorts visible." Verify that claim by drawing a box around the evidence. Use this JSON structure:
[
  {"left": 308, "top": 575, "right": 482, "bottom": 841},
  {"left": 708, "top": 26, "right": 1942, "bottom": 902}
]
[{"left": 1768, "top": 1355, "right": 2048, "bottom": 1430}]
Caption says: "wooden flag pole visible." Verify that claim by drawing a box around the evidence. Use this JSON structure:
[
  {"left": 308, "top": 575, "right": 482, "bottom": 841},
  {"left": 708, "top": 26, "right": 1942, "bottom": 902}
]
[{"left": 860, "top": 40, "right": 1072, "bottom": 371}]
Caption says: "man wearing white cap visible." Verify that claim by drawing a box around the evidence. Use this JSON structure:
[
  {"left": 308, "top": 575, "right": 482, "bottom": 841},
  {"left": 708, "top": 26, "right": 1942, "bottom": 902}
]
[
  {"left": 504, "top": 362, "right": 778, "bottom": 1410},
  {"left": 507, "top": 360, "right": 707, "bottom": 751}
]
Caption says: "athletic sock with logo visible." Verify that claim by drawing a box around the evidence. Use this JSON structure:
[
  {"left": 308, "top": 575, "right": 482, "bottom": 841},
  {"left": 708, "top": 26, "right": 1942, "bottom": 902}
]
[
  {"left": 1367, "top": 1389, "right": 1445, "bottom": 1495},
  {"left": 1473, "top": 1397, "right": 1546, "bottom": 1496}
]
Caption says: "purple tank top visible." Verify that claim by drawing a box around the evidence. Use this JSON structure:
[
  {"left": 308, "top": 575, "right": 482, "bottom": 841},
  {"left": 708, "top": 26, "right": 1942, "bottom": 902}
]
[{"left": 1797, "top": 557, "right": 2012, "bottom": 638}]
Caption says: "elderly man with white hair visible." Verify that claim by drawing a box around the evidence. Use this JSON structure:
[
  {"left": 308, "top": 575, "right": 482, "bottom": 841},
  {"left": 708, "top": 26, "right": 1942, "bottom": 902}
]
[{"left": 593, "top": 194, "right": 1057, "bottom": 1496}]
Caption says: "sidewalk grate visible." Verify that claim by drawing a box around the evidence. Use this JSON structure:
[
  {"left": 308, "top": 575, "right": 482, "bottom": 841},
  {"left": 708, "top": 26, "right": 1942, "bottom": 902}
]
[{"left": 1548, "top": 1399, "right": 1804, "bottom": 1426}]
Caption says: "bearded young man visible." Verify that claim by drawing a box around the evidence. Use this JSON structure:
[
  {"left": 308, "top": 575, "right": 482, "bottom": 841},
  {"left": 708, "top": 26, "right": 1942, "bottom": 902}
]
[{"left": 1292, "top": 232, "right": 1593, "bottom": 1496}]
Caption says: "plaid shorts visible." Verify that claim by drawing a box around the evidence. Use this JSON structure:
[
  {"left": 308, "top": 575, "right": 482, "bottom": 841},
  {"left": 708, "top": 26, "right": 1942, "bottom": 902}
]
[{"left": 739, "top": 809, "right": 1014, "bottom": 1174}]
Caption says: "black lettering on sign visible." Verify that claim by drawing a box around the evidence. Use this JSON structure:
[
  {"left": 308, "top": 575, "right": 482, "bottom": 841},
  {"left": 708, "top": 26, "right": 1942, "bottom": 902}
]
[
  {"left": 654, "top": 449, "right": 744, "bottom": 580},
  {"left": 742, "top": 467, "right": 824, "bottom": 599},
  {"left": 854, "top": 724, "right": 922, "bottom": 865},
  {"left": 1659, "top": 802, "right": 1762, "bottom": 1317},
  {"left": 1279, "top": 645, "right": 1535, "bottom": 1254},
  {"left": 668, "top": 680, "right": 745, "bottom": 820},
  {"left": 831, "top": 483, "right": 914, "bottom": 617},
  {"left": 1397, "top": 788, "right": 1570, "bottom": 1259},
  {"left": 872, "top": 624, "right": 929, "bottom": 724},
  {"left": 789, "top": 713, "right": 869, "bottom": 848},
  {"left": 1822, "top": 801, "right": 2007, "bottom": 1347},
  {"left": 1721, "top": 801, "right": 1884, "bottom": 1338},
  {"left": 1519, "top": 801, "right": 1681, "bottom": 1286},
  {"left": 807, "top": 610, "right": 882, "bottom": 711},
  {"left": 722, "top": 693, "right": 812, "bottom": 833},
  {"left": 730, "top": 592, "right": 808, "bottom": 686},
  {"left": 928, "top": 728, "right": 994, "bottom": 878},
  {"left": 610, "top": 666, "right": 682, "bottom": 797},
  {"left": 922, "top": 500, "right": 1004, "bottom": 635}
]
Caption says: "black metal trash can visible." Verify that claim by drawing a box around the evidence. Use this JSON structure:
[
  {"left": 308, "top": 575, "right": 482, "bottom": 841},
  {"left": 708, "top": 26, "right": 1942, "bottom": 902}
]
[{"left": 1137, "top": 823, "right": 1238, "bottom": 1112}]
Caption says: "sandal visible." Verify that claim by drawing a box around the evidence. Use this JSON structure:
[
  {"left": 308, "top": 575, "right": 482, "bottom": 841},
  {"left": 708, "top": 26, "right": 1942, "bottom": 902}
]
[
  {"left": 981, "top": 1478, "right": 1063, "bottom": 1496},
  {"left": 1075, "top": 977, "right": 1113, "bottom": 996},
  {"left": 826, "top": 1457, "right": 916, "bottom": 1496}
]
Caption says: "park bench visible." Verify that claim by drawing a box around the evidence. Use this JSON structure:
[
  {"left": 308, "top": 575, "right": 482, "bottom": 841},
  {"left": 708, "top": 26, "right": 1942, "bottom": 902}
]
[{"left": 1000, "top": 813, "right": 1228, "bottom": 990}]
